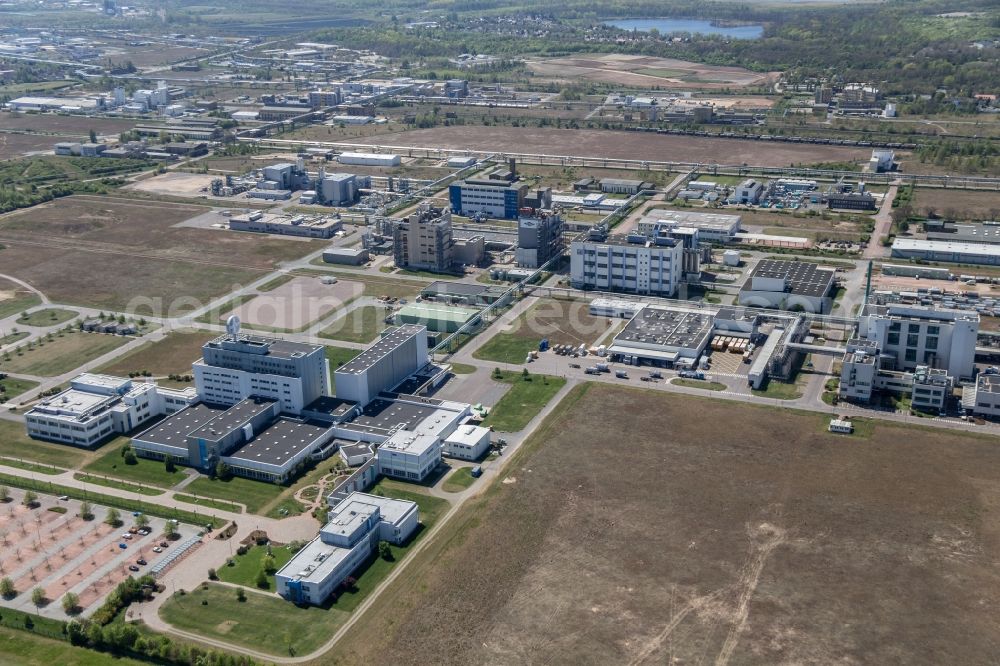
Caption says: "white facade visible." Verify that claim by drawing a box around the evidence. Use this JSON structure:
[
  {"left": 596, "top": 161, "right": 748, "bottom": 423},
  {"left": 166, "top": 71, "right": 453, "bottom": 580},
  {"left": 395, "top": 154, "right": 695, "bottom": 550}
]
[
  {"left": 965, "top": 374, "right": 1000, "bottom": 418},
  {"left": 334, "top": 325, "right": 428, "bottom": 407},
  {"left": 375, "top": 397, "right": 470, "bottom": 482},
  {"left": 442, "top": 424, "right": 491, "bottom": 460},
  {"left": 337, "top": 152, "right": 400, "bottom": 167},
  {"left": 275, "top": 492, "right": 418, "bottom": 606},
  {"left": 858, "top": 304, "right": 978, "bottom": 379},
  {"left": 637, "top": 210, "right": 741, "bottom": 243},
  {"left": 25, "top": 374, "right": 197, "bottom": 448},
  {"left": 570, "top": 236, "right": 683, "bottom": 296},
  {"left": 734, "top": 179, "right": 764, "bottom": 204},
  {"left": 891, "top": 238, "right": 1000, "bottom": 266},
  {"left": 194, "top": 334, "right": 330, "bottom": 414}
]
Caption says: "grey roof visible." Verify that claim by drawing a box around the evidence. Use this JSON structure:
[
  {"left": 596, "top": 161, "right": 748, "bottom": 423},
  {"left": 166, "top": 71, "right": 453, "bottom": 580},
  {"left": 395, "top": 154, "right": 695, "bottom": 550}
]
[
  {"left": 745, "top": 259, "right": 835, "bottom": 298},
  {"left": 226, "top": 418, "right": 331, "bottom": 466},
  {"left": 189, "top": 397, "right": 276, "bottom": 443},
  {"left": 302, "top": 396, "right": 357, "bottom": 421},
  {"left": 344, "top": 397, "right": 437, "bottom": 435},
  {"left": 926, "top": 222, "right": 1000, "bottom": 245},
  {"left": 205, "top": 334, "right": 322, "bottom": 360},
  {"left": 337, "top": 325, "right": 424, "bottom": 375},
  {"left": 133, "top": 402, "right": 226, "bottom": 449},
  {"left": 615, "top": 306, "right": 714, "bottom": 351},
  {"left": 420, "top": 281, "right": 489, "bottom": 297}
]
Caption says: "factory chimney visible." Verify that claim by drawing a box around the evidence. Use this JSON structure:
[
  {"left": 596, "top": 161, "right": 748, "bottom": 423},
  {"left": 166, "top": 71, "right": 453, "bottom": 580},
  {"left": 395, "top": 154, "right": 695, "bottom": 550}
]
[{"left": 509, "top": 157, "right": 516, "bottom": 180}]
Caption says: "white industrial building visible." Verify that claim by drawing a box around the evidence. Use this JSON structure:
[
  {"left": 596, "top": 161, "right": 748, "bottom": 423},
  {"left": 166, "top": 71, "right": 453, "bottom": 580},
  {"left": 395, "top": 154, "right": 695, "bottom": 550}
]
[
  {"left": 334, "top": 325, "right": 428, "bottom": 407},
  {"left": 570, "top": 232, "right": 683, "bottom": 296},
  {"left": 194, "top": 333, "right": 331, "bottom": 415},
  {"left": 25, "top": 374, "right": 197, "bottom": 448},
  {"left": 857, "top": 303, "right": 978, "bottom": 380},
  {"left": 963, "top": 374, "right": 1000, "bottom": 418},
  {"left": 891, "top": 238, "right": 1000, "bottom": 266},
  {"left": 839, "top": 338, "right": 954, "bottom": 412},
  {"left": 442, "top": 424, "right": 492, "bottom": 460},
  {"left": 337, "top": 152, "right": 400, "bottom": 167},
  {"left": 637, "top": 210, "right": 742, "bottom": 243},
  {"left": 276, "top": 492, "right": 419, "bottom": 605},
  {"left": 738, "top": 259, "right": 835, "bottom": 314},
  {"left": 734, "top": 179, "right": 765, "bottom": 204},
  {"left": 228, "top": 211, "right": 342, "bottom": 239}
]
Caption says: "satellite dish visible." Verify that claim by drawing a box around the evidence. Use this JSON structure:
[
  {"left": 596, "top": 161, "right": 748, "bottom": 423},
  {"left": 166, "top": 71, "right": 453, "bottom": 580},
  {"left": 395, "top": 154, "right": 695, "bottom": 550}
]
[{"left": 226, "top": 315, "right": 241, "bottom": 337}]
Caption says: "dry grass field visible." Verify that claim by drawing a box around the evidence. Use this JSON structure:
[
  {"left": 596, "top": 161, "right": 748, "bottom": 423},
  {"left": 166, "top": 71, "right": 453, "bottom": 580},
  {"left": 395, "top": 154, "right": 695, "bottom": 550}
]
[
  {"left": 0, "top": 196, "right": 318, "bottom": 312},
  {"left": 526, "top": 54, "right": 778, "bottom": 89},
  {"left": 0, "top": 113, "right": 139, "bottom": 135},
  {"left": 911, "top": 188, "right": 1000, "bottom": 221},
  {"left": 357, "top": 126, "right": 871, "bottom": 168},
  {"left": 324, "top": 384, "right": 1000, "bottom": 666},
  {"left": 0, "top": 133, "right": 66, "bottom": 160},
  {"left": 95, "top": 330, "right": 216, "bottom": 377}
]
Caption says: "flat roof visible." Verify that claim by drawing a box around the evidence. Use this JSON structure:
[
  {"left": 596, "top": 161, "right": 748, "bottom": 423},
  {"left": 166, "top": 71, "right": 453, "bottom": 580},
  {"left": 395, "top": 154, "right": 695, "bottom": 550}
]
[
  {"left": 892, "top": 237, "right": 1000, "bottom": 258},
  {"left": 642, "top": 209, "right": 742, "bottom": 231},
  {"left": 226, "top": 418, "right": 331, "bottom": 467},
  {"left": 337, "top": 325, "right": 424, "bottom": 376},
  {"left": 978, "top": 374, "right": 1000, "bottom": 394},
  {"left": 347, "top": 397, "right": 437, "bottom": 434},
  {"left": 205, "top": 334, "right": 323, "bottom": 361},
  {"left": 303, "top": 396, "right": 357, "bottom": 420},
  {"left": 189, "top": 397, "right": 276, "bottom": 443},
  {"left": 29, "top": 389, "right": 113, "bottom": 419},
  {"left": 744, "top": 259, "right": 835, "bottom": 298},
  {"left": 614, "top": 305, "right": 714, "bottom": 351},
  {"left": 420, "top": 280, "right": 489, "bottom": 297},
  {"left": 398, "top": 302, "right": 479, "bottom": 323},
  {"left": 927, "top": 224, "right": 1000, "bottom": 245},
  {"left": 133, "top": 402, "right": 226, "bottom": 449}
]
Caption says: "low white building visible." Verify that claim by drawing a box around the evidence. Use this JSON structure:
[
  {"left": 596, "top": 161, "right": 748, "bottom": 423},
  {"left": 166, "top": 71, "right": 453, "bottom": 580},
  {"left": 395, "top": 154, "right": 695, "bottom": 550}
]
[
  {"left": 637, "top": 210, "right": 742, "bottom": 243},
  {"left": 275, "top": 492, "right": 418, "bottom": 606},
  {"left": 734, "top": 178, "right": 764, "bottom": 204},
  {"left": 25, "top": 374, "right": 197, "bottom": 448},
  {"left": 963, "top": 374, "right": 1000, "bottom": 418},
  {"left": 738, "top": 259, "right": 835, "bottom": 314},
  {"left": 337, "top": 152, "right": 400, "bottom": 167},
  {"left": 442, "top": 424, "right": 491, "bottom": 460}
]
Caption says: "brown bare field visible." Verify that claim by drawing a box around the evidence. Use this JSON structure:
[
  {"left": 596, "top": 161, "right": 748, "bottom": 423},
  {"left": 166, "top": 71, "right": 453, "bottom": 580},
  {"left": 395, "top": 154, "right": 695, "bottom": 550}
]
[
  {"left": 226, "top": 277, "right": 364, "bottom": 330},
  {"left": 0, "top": 113, "right": 138, "bottom": 135},
  {"left": 911, "top": 188, "right": 1000, "bottom": 220},
  {"left": 96, "top": 330, "right": 216, "bottom": 377},
  {"left": 356, "top": 126, "right": 871, "bottom": 168},
  {"left": 0, "top": 195, "right": 318, "bottom": 312},
  {"left": 104, "top": 44, "right": 210, "bottom": 68},
  {"left": 325, "top": 384, "right": 1000, "bottom": 666},
  {"left": 527, "top": 54, "right": 778, "bottom": 89},
  {"left": 0, "top": 133, "right": 64, "bottom": 160}
]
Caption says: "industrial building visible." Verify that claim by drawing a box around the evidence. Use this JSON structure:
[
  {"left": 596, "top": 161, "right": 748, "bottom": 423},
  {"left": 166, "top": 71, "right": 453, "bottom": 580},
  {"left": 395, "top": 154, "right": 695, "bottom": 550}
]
[
  {"left": 962, "top": 374, "right": 1000, "bottom": 418},
  {"left": 391, "top": 204, "right": 484, "bottom": 272},
  {"left": 738, "top": 259, "right": 835, "bottom": 314},
  {"left": 599, "top": 178, "right": 649, "bottom": 195},
  {"left": 337, "top": 152, "right": 400, "bottom": 167},
  {"left": 25, "top": 374, "right": 197, "bottom": 448},
  {"left": 228, "top": 212, "right": 342, "bottom": 239},
  {"left": 925, "top": 221, "right": 1000, "bottom": 246},
  {"left": 827, "top": 192, "right": 877, "bottom": 211},
  {"left": 637, "top": 210, "right": 742, "bottom": 243},
  {"left": 323, "top": 247, "right": 370, "bottom": 265},
  {"left": 442, "top": 424, "right": 492, "bottom": 460},
  {"left": 570, "top": 227, "right": 683, "bottom": 297},
  {"left": 334, "top": 325, "right": 428, "bottom": 407},
  {"left": 608, "top": 305, "right": 716, "bottom": 366},
  {"left": 515, "top": 213, "right": 563, "bottom": 268},
  {"left": 734, "top": 179, "right": 765, "bottom": 205},
  {"left": 839, "top": 338, "right": 953, "bottom": 412},
  {"left": 448, "top": 167, "right": 528, "bottom": 220},
  {"left": 419, "top": 281, "right": 508, "bottom": 306},
  {"left": 396, "top": 302, "right": 480, "bottom": 333},
  {"left": 194, "top": 332, "right": 330, "bottom": 415},
  {"left": 856, "top": 303, "right": 978, "bottom": 380},
  {"left": 891, "top": 238, "right": 1000, "bottom": 266},
  {"left": 275, "top": 492, "right": 418, "bottom": 606}
]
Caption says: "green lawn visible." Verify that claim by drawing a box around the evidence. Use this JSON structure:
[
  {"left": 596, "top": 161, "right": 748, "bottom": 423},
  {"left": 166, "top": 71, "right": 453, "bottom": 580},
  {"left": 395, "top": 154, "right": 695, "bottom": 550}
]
[
  {"left": 751, "top": 379, "right": 804, "bottom": 400},
  {"left": 257, "top": 273, "right": 295, "bottom": 292},
  {"left": 184, "top": 476, "right": 285, "bottom": 514},
  {"left": 472, "top": 333, "right": 539, "bottom": 364},
  {"left": 326, "top": 345, "right": 360, "bottom": 392},
  {"left": 672, "top": 378, "right": 727, "bottom": 391},
  {"left": 217, "top": 544, "right": 296, "bottom": 590},
  {"left": 370, "top": 478, "right": 450, "bottom": 527},
  {"left": 82, "top": 445, "right": 186, "bottom": 489},
  {"left": 0, "top": 419, "right": 91, "bottom": 468},
  {"left": 0, "top": 458, "right": 64, "bottom": 475},
  {"left": 1, "top": 332, "right": 30, "bottom": 346},
  {"left": 0, "top": 624, "right": 149, "bottom": 666},
  {"left": 158, "top": 584, "right": 348, "bottom": 657},
  {"left": 319, "top": 306, "right": 387, "bottom": 344},
  {"left": 265, "top": 497, "right": 306, "bottom": 519},
  {"left": 0, "top": 375, "right": 38, "bottom": 401},
  {"left": 481, "top": 370, "right": 567, "bottom": 432},
  {"left": 0, "top": 287, "right": 41, "bottom": 320},
  {"left": 442, "top": 467, "right": 477, "bottom": 493},
  {"left": 0, "top": 331, "right": 130, "bottom": 377},
  {"left": 15, "top": 308, "right": 78, "bottom": 327},
  {"left": 73, "top": 473, "right": 165, "bottom": 496},
  {"left": 174, "top": 493, "right": 242, "bottom": 513},
  {"left": 449, "top": 362, "right": 477, "bottom": 375}
]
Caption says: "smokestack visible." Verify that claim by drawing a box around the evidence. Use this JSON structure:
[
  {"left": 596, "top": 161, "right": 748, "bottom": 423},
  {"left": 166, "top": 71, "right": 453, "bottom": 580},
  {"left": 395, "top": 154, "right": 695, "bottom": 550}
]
[{"left": 509, "top": 157, "right": 516, "bottom": 180}]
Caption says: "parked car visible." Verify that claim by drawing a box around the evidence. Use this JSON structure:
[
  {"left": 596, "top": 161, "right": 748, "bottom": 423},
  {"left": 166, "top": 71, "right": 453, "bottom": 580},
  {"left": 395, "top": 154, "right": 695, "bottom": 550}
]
[
  {"left": 152, "top": 547, "right": 163, "bottom": 553},
  {"left": 159, "top": 541, "right": 169, "bottom": 548},
  {"left": 136, "top": 558, "right": 147, "bottom": 566},
  {"left": 121, "top": 533, "right": 133, "bottom": 540},
  {"left": 128, "top": 565, "right": 140, "bottom": 572},
  {"left": 118, "top": 543, "right": 128, "bottom": 550},
  {"left": 569, "top": 363, "right": 581, "bottom": 369},
  {"left": 615, "top": 370, "right": 629, "bottom": 379}
]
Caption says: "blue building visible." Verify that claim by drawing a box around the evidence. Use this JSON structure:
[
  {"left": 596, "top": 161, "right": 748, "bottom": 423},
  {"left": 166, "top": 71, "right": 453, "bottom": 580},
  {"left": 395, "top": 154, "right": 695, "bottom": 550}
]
[{"left": 449, "top": 177, "right": 526, "bottom": 220}]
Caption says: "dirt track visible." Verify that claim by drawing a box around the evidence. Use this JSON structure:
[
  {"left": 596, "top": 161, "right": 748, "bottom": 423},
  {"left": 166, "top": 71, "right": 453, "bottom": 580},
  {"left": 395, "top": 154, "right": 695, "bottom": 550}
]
[
  {"left": 325, "top": 384, "right": 1000, "bottom": 666},
  {"left": 357, "top": 126, "right": 871, "bottom": 167}
]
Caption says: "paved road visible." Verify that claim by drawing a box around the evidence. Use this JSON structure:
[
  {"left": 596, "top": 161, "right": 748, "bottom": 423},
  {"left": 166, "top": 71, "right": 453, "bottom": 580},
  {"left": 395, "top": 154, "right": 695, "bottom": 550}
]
[{"left": 864, "top": 183, "right": 899, "bottom": 259}]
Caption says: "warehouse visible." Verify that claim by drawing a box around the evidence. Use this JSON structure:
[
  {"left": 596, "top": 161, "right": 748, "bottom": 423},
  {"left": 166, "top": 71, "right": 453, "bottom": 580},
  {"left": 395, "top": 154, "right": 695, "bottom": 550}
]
[
  {"left": 637, "top": 210, "right": 742, "bottom": 243},
  {"left": 396, "top": 302, "right": 480, "bottom": 333},
  {"left": 334, "top": 325, "right": 428, "bottom": 407},
  {"left": 322, "top": 247, "right": 370, "bottom": 265},
  {"left": 738, "top": 259, "right": 835, "bottom": 314},
  {"left": 607, "top": 304, "right": 715, "bottom": 367},
  {"left": 600, "top": 178, "right": 650, "bottom": 195},
  {"left": 419, "top": 280, "right": 507, "bottom": 306},
  {"left": 827, "top": 192, "right": 877, "bottom": 211},
  {"left": 891, "top": 238, "right": 1000, "bottom": 266},
  {"left": 228, "top": 211, "right": 342, "bottom": 239},
  {"left": 925, "top": 221, "right": 1000, "bottom": 246},
  {"left": 337, "top": 151, "right": 401, "bottom": 167}
]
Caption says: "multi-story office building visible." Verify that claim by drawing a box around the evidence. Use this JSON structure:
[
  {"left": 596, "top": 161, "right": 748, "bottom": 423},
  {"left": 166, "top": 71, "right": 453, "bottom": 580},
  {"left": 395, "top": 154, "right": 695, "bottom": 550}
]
[
  {"left": 857, "top": 303, "right": 978, "bottom": 380},
  {"left": 570, "top": 229, "right": 683, "bottom": 296},
  {"left": 25, "top": 374, "right": 197, "bottom": 448},
  {"left": 194, "top": 333, "right": 330, "bottom": 415},
  {"left": 515, "top": 213, "right": 563, "bottom": 268},
  {"left": 448, "top": 177, "right": 527, "bottom": 219},
  {"left": 276, "top": 492, "right": 418, "bottom": 605},
  {"left": 391, "top": 204, "right": 455, "bottom": 273}
]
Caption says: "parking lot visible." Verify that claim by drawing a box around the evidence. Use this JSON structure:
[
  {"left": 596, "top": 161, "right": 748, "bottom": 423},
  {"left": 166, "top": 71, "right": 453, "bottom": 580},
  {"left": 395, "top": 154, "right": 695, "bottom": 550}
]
[{"left": 0, "top": 488, "right": 200, "bottom": 620}]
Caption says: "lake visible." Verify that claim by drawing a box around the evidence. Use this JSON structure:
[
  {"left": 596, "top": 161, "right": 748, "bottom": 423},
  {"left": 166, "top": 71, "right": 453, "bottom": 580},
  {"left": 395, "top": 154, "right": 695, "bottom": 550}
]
[{"left": 606, "top": 18, "right": 764, "bottom": 40}]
